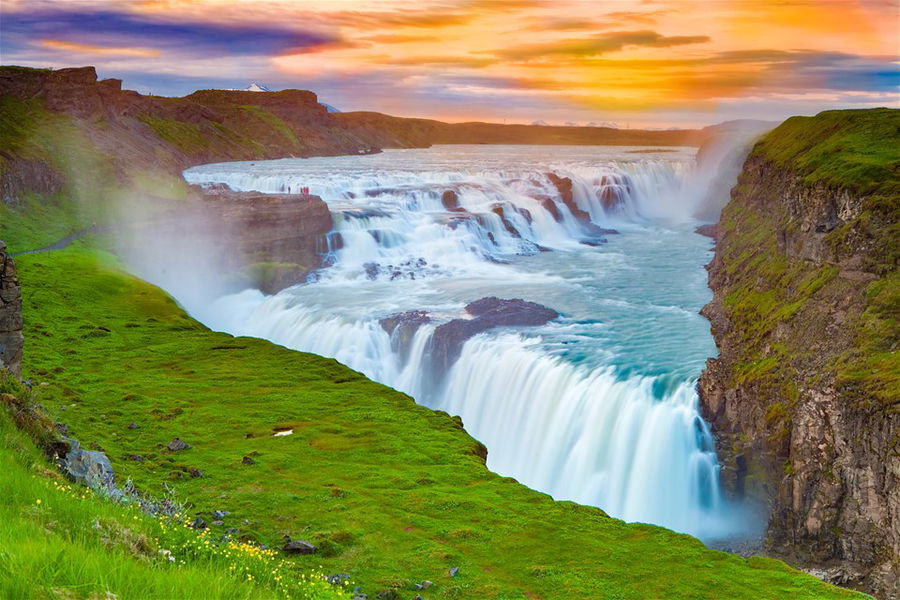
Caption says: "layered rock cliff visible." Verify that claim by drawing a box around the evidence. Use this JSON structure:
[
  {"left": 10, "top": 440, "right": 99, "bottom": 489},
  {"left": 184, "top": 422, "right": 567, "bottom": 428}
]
[
  {"left": 196, "top": 186, "right": 335, "bottom": 294},
  {"left": 699, "top": 108, "right": 899, "bottom": 598}
]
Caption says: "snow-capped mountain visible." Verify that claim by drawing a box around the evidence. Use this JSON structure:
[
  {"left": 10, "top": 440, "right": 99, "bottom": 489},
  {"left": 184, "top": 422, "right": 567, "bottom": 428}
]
[{"left": 230, "top": 82, "right": 340, "bottom": 112}]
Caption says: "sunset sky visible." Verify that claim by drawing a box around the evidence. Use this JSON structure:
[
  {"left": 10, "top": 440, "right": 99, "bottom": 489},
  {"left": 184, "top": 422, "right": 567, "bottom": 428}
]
[{"left": 2, "top": 0, "right": 898, "bottom": 127}]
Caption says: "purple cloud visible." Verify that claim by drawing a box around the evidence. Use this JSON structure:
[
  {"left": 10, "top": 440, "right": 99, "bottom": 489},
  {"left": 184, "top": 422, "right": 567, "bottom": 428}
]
[{"left": 0, "top": 9, "right": 340, "bottom": 57}]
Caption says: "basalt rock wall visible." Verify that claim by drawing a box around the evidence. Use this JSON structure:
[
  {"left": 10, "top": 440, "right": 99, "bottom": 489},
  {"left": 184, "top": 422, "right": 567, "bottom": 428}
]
[{"left": 0, "top": 242, "right": 23, "bottom": 377}]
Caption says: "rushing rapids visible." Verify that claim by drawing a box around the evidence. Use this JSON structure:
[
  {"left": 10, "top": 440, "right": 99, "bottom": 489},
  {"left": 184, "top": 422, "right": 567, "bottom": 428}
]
[{"left": 181, "top": 144, "right": 742, "bottom": 540}]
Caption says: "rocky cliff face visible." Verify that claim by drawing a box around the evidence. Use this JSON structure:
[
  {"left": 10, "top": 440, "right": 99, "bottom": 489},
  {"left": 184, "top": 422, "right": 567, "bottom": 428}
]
[
  {"left": 699, "top": 109, "right": 899, "bottom": 598},
  {"left": 113, "top": 186, "right": 335, "bottom": 299},
  {"left": 0, "top": 241, "right": 23, "bottom": 377},
  {"left": 197, "top": 186, "right": 335, "bottom": 294}
]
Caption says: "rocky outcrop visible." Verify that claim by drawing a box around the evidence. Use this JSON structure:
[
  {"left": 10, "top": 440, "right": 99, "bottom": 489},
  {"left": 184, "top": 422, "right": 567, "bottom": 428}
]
[
  {"left": 0, "top": 156, "right": 64, "bottom": 206},
  {"left": 545, "top": 173, "right": 617, "bottom": 239},
  {"left": 116, "top": 185, "right": 335, "bottom": 297},
  {"left": 380, "top": 310, "right": 431, "bottom": 361},
  {"left": 429, "top": 297, "right": 559, "bottom": 374},
  {"left": 0, "top": 242, "right": 23, "bottom": 377},
  {"left": 60, "top": 436, "right": 121, "bottom": 499},
  {"left": 698, "top": 109, "right": 899, "bottom": 598},
  {"left": 194, "top": 186, "right": 334, "bottom": 294}
]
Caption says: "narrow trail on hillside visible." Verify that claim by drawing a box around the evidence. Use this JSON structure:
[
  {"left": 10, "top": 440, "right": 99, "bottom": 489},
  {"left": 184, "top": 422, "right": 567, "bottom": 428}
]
[{"left": 11, "top": 224, "right": 110, "bottom": 257}]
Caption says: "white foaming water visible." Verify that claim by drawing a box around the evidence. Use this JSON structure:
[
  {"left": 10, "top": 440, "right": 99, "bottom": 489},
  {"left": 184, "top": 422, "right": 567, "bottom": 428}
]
[{"left": 181, "top": 145, "right": 744, "bottom": 541}]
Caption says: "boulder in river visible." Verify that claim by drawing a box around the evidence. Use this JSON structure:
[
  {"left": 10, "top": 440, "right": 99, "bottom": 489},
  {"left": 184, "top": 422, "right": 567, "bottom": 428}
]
[
  {"left": 441, "top": 190, "right": 464, "bottom": 211},
  {"left": 429, "top": 297, "right": 559, "bottom": 374}
]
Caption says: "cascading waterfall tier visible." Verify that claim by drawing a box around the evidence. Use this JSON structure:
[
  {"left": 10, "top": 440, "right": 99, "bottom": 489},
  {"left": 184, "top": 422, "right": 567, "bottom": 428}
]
[{"left": 182, "top": 145, "right": 742, "bottom": 541}]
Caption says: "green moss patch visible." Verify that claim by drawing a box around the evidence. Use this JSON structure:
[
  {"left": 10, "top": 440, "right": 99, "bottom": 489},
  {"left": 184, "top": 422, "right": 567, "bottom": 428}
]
[{"left": 754, "top": 108, "right": 899, "bottom": 195}]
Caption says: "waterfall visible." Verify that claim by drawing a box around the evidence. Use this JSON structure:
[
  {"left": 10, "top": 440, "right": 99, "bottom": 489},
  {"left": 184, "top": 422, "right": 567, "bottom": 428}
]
[{"left": 181, "top": 145, "right": 742, "bottom": 541}]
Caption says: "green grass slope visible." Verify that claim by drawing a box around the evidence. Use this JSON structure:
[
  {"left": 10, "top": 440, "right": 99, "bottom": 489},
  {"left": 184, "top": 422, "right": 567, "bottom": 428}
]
[
  {"left": 0, "top": 374, "right": 346, "bottom": 600},
  {"left": 753, "top": 107, "right": 900, "bottom": 195},
  {"left": 9, "top": 247, "right": 864, "bottom": 600}
]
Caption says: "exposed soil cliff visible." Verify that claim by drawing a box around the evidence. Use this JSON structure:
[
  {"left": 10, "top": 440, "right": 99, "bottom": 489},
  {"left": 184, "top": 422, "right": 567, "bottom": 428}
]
[{"left": 698, "top": 109, "right": 899, "bottom": 598}]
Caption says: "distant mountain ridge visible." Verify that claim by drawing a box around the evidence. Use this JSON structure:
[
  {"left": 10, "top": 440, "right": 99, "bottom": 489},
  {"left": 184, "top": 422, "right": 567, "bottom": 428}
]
[{"left": 0, "top": 65, "right": 712, "bottom": 186}]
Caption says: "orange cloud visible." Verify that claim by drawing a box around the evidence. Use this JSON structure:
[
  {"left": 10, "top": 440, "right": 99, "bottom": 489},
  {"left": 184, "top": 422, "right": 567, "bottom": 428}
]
[
  {"left": 488, "top": 31, "right": 711, "bottom": 60},
  {"left": 5, "top": 0, "right": 897, "bottom": 122}
]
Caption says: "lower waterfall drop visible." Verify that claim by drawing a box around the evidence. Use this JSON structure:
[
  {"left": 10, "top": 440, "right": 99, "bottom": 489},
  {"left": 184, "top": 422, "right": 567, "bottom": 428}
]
[{"left": 182, "top": 144, "right": 742, "bottom": 541}]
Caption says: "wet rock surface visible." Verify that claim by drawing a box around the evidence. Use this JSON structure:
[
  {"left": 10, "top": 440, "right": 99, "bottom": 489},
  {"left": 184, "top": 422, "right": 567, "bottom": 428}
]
[
  {"left": 429, "top": 297, "right": 559, "bottom": 374},
  {"left": 544, "top": 173, "right": 618, "bottom": 240},
  {"left": 191, "top": 185, "right": 335, "bottom": 294},
  {"left": 380, "top": 310, "right": 432, "bottom": 361},
  {"left": 441, "top": 189, "right": 464, "bottom": 211}
]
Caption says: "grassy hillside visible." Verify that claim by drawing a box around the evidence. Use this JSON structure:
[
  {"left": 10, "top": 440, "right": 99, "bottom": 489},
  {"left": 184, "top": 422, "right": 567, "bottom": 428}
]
[
  {"left": 0, "top": 373, "right": 346, "bottom": 599},
  {"left": 5, "top": 242, "right": 864, "bottom": 599},
  {"left": 752, "top": 108, "right": 900, "bottom": 195}
]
